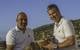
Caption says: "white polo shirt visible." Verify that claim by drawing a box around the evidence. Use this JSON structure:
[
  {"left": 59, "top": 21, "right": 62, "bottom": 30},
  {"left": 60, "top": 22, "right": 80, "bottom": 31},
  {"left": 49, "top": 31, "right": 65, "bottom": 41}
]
[
  {"left": 53, "top": 18, "right": 75, "bottom": 43},
  {"left": 6, "top": 26, "right": 34, "bottom": 50}
]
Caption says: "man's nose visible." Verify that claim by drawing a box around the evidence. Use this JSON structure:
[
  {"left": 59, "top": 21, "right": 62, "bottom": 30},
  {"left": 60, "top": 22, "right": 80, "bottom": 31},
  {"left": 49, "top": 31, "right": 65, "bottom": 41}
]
[{"left": 22, "top": 20, "right": 26, "bottom": 23}]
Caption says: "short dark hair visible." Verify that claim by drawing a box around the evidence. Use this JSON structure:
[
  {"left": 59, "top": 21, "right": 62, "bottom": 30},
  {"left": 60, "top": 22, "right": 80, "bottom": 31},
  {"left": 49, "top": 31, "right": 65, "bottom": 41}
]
[
  {"left": 16, "top": 12, "right": 27, "bottom": 21},
  {"left": 47, "top": 4, "right": 59, "bottom": 11}
]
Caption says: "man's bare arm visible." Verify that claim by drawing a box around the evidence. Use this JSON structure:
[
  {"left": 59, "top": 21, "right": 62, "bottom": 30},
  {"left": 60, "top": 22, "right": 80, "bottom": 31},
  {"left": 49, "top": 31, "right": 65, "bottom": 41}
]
[
  {"left": 6, "top": 45, "right": 14, "bottom": 50},
  {"left": 58, "top": 35, "right": 75, "bottom": 48}
]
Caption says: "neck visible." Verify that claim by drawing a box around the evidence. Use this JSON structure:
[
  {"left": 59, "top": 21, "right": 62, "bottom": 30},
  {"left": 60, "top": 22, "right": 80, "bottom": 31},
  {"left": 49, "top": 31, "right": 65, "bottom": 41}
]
[
  {"left": 17, "top": 26, "right": 26, "bottom": 33},
  {"left": 56, "top": 16, "right": 62, "bottom": 24}
]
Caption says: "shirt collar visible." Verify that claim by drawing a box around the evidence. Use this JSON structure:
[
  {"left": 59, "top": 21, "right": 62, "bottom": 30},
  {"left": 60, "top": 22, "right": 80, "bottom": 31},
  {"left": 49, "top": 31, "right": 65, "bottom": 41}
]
[
  {"left": 15, "top": 26, "right": 21, "bottom": 31},
  {"left": 15, "top": 26, "right": 28, "bottom": 33},
  {"left": 55, "top": 18, "right": 63, "bottom": 27}
]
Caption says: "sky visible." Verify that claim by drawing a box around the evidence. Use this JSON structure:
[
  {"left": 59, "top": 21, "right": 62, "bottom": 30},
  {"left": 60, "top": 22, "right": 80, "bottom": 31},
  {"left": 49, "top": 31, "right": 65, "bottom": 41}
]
[{"left": 0, "top": 0, "right": 80, "bottom": 40}]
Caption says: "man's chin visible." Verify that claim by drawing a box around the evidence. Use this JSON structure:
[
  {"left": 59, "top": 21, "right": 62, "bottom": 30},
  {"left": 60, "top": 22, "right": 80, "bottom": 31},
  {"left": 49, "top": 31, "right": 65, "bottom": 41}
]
[{"left": 20, "top": 26, "right": 26, "bottom": 29}]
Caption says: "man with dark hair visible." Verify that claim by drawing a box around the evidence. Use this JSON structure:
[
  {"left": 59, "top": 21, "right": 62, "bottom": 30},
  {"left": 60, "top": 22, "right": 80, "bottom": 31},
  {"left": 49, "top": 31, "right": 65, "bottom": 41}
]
[
  {"left": 42, "top": 4, "right": 75, "bottom": 50},
  {"left": 6, "top": 12, "right": 34, "bottom": 50}
]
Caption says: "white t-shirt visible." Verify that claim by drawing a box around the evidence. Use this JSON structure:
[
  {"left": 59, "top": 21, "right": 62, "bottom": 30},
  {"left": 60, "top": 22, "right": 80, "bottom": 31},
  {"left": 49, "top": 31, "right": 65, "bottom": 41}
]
[
  {"left": 53, "top": 18, "right": 75, "bottom": 43},
  {"left": 6, "top": 26, "right": 34, "bottom": 50}
]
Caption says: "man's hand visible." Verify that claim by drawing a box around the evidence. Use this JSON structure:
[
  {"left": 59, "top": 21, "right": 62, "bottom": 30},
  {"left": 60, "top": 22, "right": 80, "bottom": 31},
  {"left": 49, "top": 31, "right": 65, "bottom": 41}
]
[
  {"left": 42, "top": 41, "right": 57, "bottom": 50},
  {"left": 37, "top": 39, "right": 49, "bottom": 48}
]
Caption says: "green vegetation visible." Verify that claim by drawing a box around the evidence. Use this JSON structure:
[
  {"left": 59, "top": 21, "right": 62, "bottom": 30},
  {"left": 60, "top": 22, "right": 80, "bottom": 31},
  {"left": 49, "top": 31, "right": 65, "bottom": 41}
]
[{"left": 33, "top": 23, "right": 54, "bottom": 40}]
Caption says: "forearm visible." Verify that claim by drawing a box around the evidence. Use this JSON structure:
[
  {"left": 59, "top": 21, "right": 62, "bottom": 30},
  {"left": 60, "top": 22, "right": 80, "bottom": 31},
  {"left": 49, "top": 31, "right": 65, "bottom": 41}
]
[
  {"left": 58, "top": 40, "right": 72, "bottom": 48},
  {"left": 6, "top": 48, "right": 14, "bottom": 50},
  {"left": 6, "top": 45, "right": 14, "bottom": 50},
  {"left": 58, "top": 36, "right": 74, "bottom": 48},
  {"left": 6, "top": 48, "right": 13, "bottom": 50}
]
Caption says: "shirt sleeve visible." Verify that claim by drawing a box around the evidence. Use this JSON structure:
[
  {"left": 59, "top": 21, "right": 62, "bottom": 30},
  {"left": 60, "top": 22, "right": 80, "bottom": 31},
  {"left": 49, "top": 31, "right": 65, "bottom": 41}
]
[
  {"left": 6, "top": 31, "right": 15, "bottom": 45},
  {"left": 63, "top": 20, "right": 75, "bottom": 37}
]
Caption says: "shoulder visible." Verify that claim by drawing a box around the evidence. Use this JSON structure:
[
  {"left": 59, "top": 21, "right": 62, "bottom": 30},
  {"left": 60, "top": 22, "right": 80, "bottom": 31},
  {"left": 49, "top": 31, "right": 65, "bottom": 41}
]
[
  {"left": 7, "top": 27, "right": 17, "bottom": 36},
  {"left": 6, "top": 27, "right": 16, "bottom": 45},
  {"left": 61, "top": 18, "right": 72, "bottom": 25},
  {"left": 26, "top": 27, "right": 33, "bottom": 32},
  {"left": 26, "top": 27, "right": 34, "bottom": 36},
  {"left": 62, "top": 18, "right": 69, "bottom": 23}
]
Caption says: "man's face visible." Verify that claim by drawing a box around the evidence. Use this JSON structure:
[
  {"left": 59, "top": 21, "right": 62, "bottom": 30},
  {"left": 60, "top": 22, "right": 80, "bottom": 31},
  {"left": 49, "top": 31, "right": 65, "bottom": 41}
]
[
  {"left": 17, "top": 14, "right": 27, "bottom": 30},
  {"left": 48, "top": 8, "right": 60, "bottom": 23}
]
